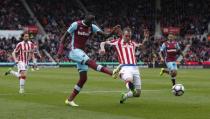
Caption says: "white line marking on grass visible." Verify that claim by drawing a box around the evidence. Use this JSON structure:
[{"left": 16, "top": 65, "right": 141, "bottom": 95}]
[{"left": 64, "top": 89, "right": 162, "bottom": 94}]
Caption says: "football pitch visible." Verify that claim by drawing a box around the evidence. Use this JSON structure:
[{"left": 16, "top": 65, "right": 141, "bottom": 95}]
[{"left": 0, "top": 67, "right": 209, "bottom": 119}]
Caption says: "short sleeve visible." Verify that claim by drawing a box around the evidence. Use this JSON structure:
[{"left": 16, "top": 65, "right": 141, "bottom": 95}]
[
  {"left": 14, "top": 43, "right": 21, "bottom": 52},
  {"left": 107, "top": 39, "right": 118, "bottom": 46},
  {"left": 92, "top": 24, "right": 102, "bottom": 33},
  {"left": 160, "top": 43, "right": 166, "bottom": 52},
  {"left": 176, "top": 43, "right": 181, "bottom": 50},
  {"left": 67, "top": 22, "right": 78, "bottom": 34}
]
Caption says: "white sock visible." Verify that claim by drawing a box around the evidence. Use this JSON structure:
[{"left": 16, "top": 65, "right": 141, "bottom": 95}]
[
  {"left": 171, "top": 77, "right": 176, "bottom": 80},
  {"left": 96, "top": 65, "right": 103, "bottom": 71},
  {"left": 10, "top": 70, "right": 20, "bottom": 77},
  {"left": 125, "top": 91, "right": 133, "bottom": 98},
  {"left": 19, "top": 79, "right": 25, "bottom": 90}
]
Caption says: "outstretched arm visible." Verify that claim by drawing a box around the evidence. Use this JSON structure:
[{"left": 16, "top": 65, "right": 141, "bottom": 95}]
[
  {"left": 94, "top": 25, "right": 122, "bottom": 39},
  {"left": 135, "top": 37, "right": 149, "bottom": 48},
  {"left": 135, "top": 30, "right": 150, "bottom": 48},
  {"left": 99, "top": 41, "right": 112, "bottom": 55},
  {"left": 99, "top": 39, "right": 117, "bottom": 55}
]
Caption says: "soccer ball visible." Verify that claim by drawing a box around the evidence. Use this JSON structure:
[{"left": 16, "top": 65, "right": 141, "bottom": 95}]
[{"left": 172, "top": 84, "right": 184, "bottom": 96}]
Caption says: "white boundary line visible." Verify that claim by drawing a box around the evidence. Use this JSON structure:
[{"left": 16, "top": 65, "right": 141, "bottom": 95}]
[{"left": 79, "top": 90, "right": 162, "bottom": 94}]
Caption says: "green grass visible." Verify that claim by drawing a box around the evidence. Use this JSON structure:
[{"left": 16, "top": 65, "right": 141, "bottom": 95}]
[{"left": 0, "top": 67, "right": 210, "bottom": 119}]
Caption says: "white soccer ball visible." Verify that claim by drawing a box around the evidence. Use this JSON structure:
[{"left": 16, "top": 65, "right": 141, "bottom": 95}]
[{"left": 172, "top": 84, "right": 184, "bottom": 96}]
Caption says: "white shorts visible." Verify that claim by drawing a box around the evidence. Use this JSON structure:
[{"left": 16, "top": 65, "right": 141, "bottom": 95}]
[
  {"left": 17, "top": 61, "right": 28, "bottom": 73},
  {"left": 120, "top": 66, "right": 141, "bottom": 89}
]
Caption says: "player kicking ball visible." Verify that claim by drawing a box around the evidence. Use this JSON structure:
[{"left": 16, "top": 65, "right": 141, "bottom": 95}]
[
  {"left": 58, "top": 14, "right": 122, "bottom": 107},
  {"left": 159, "top": 32, "right": 184, "bottom": 86},
  {"left": 100, "top": 27, "right": 149, "bottom": 104},
  {"left": 5, "top": 32, "right": 35, "bottom": 94}
]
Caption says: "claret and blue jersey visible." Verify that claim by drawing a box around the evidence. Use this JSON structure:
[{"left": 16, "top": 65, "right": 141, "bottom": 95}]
[
  {"left": 67, "top": 20, "right": 101, "bottom": 50},
  {"left": 67, "top": 20, "right": 101, "bottom": 71},
  {"left": 160, "top": 41, "right": 181, "bottom": 70}
]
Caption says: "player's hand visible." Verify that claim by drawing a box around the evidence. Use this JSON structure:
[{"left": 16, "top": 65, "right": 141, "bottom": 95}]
[
  {"left": 160, "top": 58, "right": 164, "bottom": 64},
  {"left": 99, "top": 49, "right": 106, "bottom": 55},
  {"left": 112, "top": 25, "right": 122, "bottom": 35},
  {"left": 113, "top": 25, "right": 121, "bottom": 30},
  {"left": 14, "top": 59, "right": 19, "bottom": 64}
]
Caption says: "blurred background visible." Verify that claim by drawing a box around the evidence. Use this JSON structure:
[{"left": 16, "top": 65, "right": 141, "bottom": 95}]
[{"left": 0, "top": 0, "right": 209, "bottom": 67}]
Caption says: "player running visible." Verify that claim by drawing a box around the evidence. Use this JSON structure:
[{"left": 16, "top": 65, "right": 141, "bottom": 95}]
[
  {"left": 99, "top": 27, "right": 149, "bottom": 104},
  {"left": 159, "top": 32, "right": 184, "bottom": 86},
  {"left": 5, "top": 32, "right": 35, "bottom": 94},
  {"left": 58, "top": 14, "right": 121, "bottom": 107},
  {"left": 31, "top": 39, "right": 41, "bottom": 71}
]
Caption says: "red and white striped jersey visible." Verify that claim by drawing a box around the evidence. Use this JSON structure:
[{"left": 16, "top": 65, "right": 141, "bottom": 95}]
[
  {"left": 109, "top": 38, "right": 137, "bottom": 64},
  {"left": 14, "top": 41, "right": 34, "bottom": 64}
]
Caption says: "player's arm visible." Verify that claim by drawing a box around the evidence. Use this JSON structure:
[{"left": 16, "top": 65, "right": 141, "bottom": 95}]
[
  {"left": 135, "top": 37, "right": 149, "bottom": 48},
  {"left": 12, "top": 44, "right": 21, "bottom": 63},
  {"left": 57, "top": 31, "right": 69, "bottom": 56},
  {"left": 99, "top": 41, "right": 111, "bottom": 54},
  {"left": 12, "top": 50, "right": 18, "bottom": 63},
  {"left": 93, "top": 24, "right": 121, "bottom": 39},
  {"left": 135, "top": 31, "right": 149, "bottom": 48},
  {"left": 99, "top": 39, "right": 117, "bottom": 55},
  {"left": 159, "top": 43, "right": 166, "bottom": 62},
  {"left": 177, "top": 43, "right": 184, "bottom": 56},
  {"left": 58, "top": 22, "right": 77, "bottom": 57},
  {"left": 176, "top": 43, "right": 185, "bottom": 58}
]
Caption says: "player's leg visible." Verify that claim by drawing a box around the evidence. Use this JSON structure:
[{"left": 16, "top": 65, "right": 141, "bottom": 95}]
[
  {"left": 120, "top": 72, "right": 135, "bottom": 103},
  {"left": 160, "top": 68, "right": 169, "bottom": 76},
  {"left": 170, "top": 62, "right": 178, "bottom": 86},
  {"left": 17, "top": 62, "right": 27, "bottom": 94},
  {"left": 132, "top": 74, "right": 141, "bottom": 97},
  {"left": 168, "top": 62, "right": 177, "bottom": 86},
  {"left": 19, "top": 70, "right": 27, "bottom": 94},
  {"left": 69, "top": 49, "right": 120, "bottom": 78},
  {"left": 85, "top": 59, "right": 112, "bottom": 75},
  {"left": 65, "top": 64, "right": 88, "bottom": 107},
  {"left": 5, "top": 62, "right": 27, "bottom": 93},
  {"left": 85, "top": 58, "right": 121, "bottom": 78},
  {"left": 31, "top": 58, "right": 38, "bottom": 71},
  {"left": 5, "top": 68, "right": 20, "bottom": 77}
]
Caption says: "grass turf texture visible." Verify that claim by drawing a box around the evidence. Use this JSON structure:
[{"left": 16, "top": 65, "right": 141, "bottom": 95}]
[{"left": 0, "top": 67, "right": 210, "bottom": 119}]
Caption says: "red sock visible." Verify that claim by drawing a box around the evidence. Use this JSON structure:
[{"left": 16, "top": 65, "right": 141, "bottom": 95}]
[
  {"left": 86, "top": 60, "right": 112, "bottom": 76},
  {"left": 101, "top": 67, "right": 112, "bottom": 76},
  {"left": 68, "top": 89, "right": 79, "bottom": 101},
  {"left": 68, "top": 71, "right": 87, "bottom": 101}
]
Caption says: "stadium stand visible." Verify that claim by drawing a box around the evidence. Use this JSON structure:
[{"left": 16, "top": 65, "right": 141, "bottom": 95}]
[{"left": 0, "top": 0, "right": 209, "bottom": 64}]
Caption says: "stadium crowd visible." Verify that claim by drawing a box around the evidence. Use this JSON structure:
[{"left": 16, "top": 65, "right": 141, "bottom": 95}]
[{"left": 0, "top": 0, "right": 209, "bottom": 64}]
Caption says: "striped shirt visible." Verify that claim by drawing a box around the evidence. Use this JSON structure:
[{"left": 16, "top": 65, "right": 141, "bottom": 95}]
[
  {"left": 14, "top": 41, "right": 34, "bottom": 64},
  {"left": 109, "top": 38, "right": 137, "bottom": 64}
]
